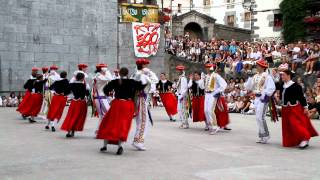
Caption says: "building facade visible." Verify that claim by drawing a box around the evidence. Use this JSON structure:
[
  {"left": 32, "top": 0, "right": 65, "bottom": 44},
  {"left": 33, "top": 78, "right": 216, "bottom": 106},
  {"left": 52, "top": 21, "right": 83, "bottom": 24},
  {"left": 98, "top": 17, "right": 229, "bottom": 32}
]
[
  {"left": 253, "top": 0, "right": 283, "bottom": 41},
  {"left": 158, "top": 0, "right": 283, "bottom": 41}
]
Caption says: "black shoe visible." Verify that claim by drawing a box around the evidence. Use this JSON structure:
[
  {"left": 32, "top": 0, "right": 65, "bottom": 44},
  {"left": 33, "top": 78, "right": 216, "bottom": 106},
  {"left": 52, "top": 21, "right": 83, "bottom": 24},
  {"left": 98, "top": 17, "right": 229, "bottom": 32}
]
[
  {"left": 100, "top": 146, "right": 107, "bottom": 152},
  {"left": 204, "top": 128, "right": 209, "bottom": 131},
  {"left": 169, "top": 118, "right": 173, "bottom": 121},
  {"left": 299, "top": 144, "right": 309, "bottom": 150},
  {"left": 171, "top": 119, "right": 176, "bottom": 122},
  {"left": 28, "top": 118, "right": 36, "bottom": 123},
  {"left": 51, "top": 127, "right": 56, "bottom": 132},
  {"left": 71, "top": 131, "right": 75, "bottom": 137},
  {"left": 45, "top": 126, "right": 49, "bottom": 130},
  {"left": 66, "top": 133, "right": 72, "bottom": 138},
  {"left": 116, "top": 146, "right": 124, "bottom": 155},
  {"left": 22, "top": 115, "right": 27, "bottom": 120},
  {"left": 224, "top": 127, "right": 232, "bottom": 131}
]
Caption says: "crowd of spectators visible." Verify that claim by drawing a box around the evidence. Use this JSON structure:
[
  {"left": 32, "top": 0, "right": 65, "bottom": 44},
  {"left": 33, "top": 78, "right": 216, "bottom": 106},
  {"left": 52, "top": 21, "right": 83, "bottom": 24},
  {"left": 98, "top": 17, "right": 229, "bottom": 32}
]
[
  {"left": 0, "top": 92, "right": 21, "bottom": 107},
  {"left": 165, "top": 30, "right": 320, "bottom": 119},
  {"left": 165, "top": 31, "right": 320, "bottom": 77}
]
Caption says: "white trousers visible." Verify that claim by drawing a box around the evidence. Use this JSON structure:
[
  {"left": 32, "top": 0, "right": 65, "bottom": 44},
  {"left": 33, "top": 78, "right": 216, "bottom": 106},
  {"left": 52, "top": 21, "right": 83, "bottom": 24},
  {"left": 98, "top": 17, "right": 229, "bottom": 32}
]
[
  {"left": 178, "top": 96, "right": 188, "bottom": 125},
  {"left": 95, "top": 98, "right": 111, "bottom": 120},
  {"left": 95, "top": 98, "right": 111, "bottom": 132},
  {"left": 134, "top": 96, "right": 149, "bottom": 144},
  {"left": 254, "top": 97, "right": 270, "bottom": 138},
  {"left": 204, "top": 92, "right": 218, "bottom": 129}
]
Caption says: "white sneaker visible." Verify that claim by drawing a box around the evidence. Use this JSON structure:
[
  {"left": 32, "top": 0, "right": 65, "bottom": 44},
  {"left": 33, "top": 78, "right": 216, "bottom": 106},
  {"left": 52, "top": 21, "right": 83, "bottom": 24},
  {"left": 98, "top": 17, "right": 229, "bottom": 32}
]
[
  {"left": 132, "top": 142, "right": 146, "bottom": 151},
  {"left": 214, "top": 127, "right": 221, "bottom": 133},
  {"left": 256, "top": 138, "right": 263, "bottom": 143},
  {"left": 260, "top": 136, "right": 270, "bottom": 144},
  {"left": 308, "top": 71, "right": 312, "bottom": 75},
  {"left": 304, "top": 72, "right": 308, "bottom": 75},
  {"left": 209, "top": 129, "right": 216, "bottom": 135}
]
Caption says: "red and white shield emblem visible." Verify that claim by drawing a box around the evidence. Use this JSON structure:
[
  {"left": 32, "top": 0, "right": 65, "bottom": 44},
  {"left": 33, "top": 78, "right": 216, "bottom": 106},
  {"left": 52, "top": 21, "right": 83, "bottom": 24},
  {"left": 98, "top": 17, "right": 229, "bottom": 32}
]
[{"left": 132, "top": 22, "right": 161, "bottom": 57}]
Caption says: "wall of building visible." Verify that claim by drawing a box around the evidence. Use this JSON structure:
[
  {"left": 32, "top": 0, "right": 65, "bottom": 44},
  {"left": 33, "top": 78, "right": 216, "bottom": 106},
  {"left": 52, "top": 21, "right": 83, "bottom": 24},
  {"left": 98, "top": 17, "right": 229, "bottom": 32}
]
[
  {"left": 253, "top": 0, "right": 282, "bottom": 40},
  {"left": 164, "top": 54, "right": 205, "bottom": 81},
  {"left": 215, "top": 24, "right": 251, "bottom": 41},
  {"left": 0, "top": 0, "right": 166, "bottom": 92}
]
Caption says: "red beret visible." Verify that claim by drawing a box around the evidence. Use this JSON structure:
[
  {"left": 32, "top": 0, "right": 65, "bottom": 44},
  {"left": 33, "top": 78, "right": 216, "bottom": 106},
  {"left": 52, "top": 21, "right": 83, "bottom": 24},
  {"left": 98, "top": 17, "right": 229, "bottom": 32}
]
[
  {"left": 136, "top": 58, "right": 145, "bottom": 65},
  {"left": 256, "top": 59, "right": 268, "bottom": 69},
  {"left": 32, "top": 67, "right": 40, "bottom": 71},
  {"left": 42, "top": 67, "right": 49, "bottom": 71},
  {"left": 78, "top": 63, "right": 88, "bottom": 69},
  {"left": 50, "top": 65, "right": 59, "bottom": 70},
  {"left": 175, "top": 65, "right": 185, "bottom": 71},
  {"left": 205, "top": 63, "right": 214, "bottom": 68},
  {"left": 96, "top": 63, "right": 108, "bottom": 69}
]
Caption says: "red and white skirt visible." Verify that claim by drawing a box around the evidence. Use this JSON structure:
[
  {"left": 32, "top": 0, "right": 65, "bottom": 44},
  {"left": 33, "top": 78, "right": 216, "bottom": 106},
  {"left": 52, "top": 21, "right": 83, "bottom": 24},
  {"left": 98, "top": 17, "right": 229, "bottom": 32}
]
[
  {"left": 282, "top": 104, "right": 318, "bottom": 147},
  {"left": 96, "top": 99, "right": 135, "bottom": 143},
  {"left": 215, "top": 96, "right": 230, "bottom": 128},
  {"left": 47, "top": 94, "right": 67, "bottom": 121},
  {"left": 16, "top": 91, "right": 31, "bottom": 114},
  {"left": 192, "top": 96, "right": 206, "bottom": 122},
  {"left": 61, "top": 99, "right": 87, "bottom": 132},
  {"left": 159, "top": 92, "right": 178, "bottom": 116}
]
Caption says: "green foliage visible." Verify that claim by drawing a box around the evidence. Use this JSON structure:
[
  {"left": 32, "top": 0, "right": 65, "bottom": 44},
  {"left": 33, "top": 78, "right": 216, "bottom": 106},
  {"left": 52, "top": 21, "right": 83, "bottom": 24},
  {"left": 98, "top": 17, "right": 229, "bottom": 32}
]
[{"left": 280, "top": 0, "right": 307, "bottom": 43}]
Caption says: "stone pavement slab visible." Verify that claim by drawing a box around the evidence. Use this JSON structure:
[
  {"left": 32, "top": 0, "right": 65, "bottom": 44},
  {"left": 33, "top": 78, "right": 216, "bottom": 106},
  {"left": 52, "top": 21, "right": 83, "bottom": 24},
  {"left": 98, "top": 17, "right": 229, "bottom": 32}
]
[{"left": 0, "top": 107, "right": 320, "bottom": 180}]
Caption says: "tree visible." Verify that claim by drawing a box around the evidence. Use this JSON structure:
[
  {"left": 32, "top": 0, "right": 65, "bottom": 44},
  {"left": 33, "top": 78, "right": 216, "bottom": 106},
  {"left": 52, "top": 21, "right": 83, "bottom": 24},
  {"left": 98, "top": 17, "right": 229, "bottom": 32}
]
[{"left": 280, "top": 0, "right": 306, "bottom": 43}]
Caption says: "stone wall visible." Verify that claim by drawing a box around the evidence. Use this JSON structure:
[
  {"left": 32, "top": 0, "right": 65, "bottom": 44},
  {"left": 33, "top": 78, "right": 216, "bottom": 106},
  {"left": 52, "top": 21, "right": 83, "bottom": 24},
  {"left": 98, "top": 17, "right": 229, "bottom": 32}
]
[
  {"left": 214, "top": 24, "right": 251, "bottom": 41},
  {"left": 0, "top": 0, "right": 166, "bottom": 92},
  {"left": 164, "top": 54, "right": 205, "bottom": 81}
]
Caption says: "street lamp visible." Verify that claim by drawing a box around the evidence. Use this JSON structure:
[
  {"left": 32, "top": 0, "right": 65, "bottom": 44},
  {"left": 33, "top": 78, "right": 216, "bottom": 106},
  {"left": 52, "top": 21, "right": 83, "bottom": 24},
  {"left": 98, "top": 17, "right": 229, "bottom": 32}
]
[{"left": 242, "top": 0, "right": 256, "bottom": 40}]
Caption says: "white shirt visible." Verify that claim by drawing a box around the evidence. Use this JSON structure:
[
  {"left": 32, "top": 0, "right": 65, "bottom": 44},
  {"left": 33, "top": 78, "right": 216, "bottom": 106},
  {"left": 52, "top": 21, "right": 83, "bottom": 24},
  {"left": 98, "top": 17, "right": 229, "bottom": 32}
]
[
  {"left": 93, "top": 72, "right": 113, "bottom": 96},
  {"left": 245, "top": 72, "right": 276, "bottom": 99}
]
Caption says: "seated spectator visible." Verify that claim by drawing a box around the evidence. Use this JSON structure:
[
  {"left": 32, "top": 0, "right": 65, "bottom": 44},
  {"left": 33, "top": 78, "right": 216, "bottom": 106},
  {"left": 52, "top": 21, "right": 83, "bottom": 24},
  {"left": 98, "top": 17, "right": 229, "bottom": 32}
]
[
  {"left": 8, "top": 92, "right": 18, "bottom": 107},
  {"left": 304, "top": 44, "right": 319, "bottom": 75},
  {"left": 291, "top": 44, "right": 307, "bottom": 73},
  {"left": 227, "top": 98, "right": 236, "bottom": 112},
  {"left": 272, "top": 46, "right": 282, "bottom": 66},
  {"left": 307, "top": 97, "right": 320, "bottom": 119},
  {"left": 2, "top": 96, "right": 8, "bottom": 107},
  {"left": 234, "top": 96, "right": 244, "bottom": 113},
  {"left": 241, "top": 96, "right": 252, "bottom": 113},
  {"left": 278, "top": 55, "right": 289, "bottom": 72}
]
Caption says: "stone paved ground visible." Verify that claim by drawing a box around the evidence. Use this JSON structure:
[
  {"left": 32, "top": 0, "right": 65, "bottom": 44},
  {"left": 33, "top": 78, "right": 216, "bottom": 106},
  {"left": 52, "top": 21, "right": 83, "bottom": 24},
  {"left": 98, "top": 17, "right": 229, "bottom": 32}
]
[{"left": 1, "top": 107, "right": 320, "bottom": 180}]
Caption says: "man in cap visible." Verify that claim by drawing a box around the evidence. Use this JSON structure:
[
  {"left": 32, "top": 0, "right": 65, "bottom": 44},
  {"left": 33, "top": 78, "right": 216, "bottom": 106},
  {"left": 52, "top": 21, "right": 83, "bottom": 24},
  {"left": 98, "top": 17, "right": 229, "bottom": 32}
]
[
  {"left": 245, "top": 59, "right": 276, "bottom": 144},
  {"left": 204, "top": 63, "right": 228, "bottom": 135},
  {"left": 175, "top": 65, "right": 189, "bottom": 129}
]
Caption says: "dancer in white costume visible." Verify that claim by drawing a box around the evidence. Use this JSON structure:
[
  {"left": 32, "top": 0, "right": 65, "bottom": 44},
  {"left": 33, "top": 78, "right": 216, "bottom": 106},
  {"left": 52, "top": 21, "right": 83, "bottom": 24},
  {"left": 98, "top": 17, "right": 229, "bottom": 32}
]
[
  {"left": 203, "top": 63, "right": 227, "bottom": 135},
  {"left": 92, "top": 64, "right": 113, "bottom": 134},
  {"left": 175, "top": 65, "right": 189, "bottom": 129},
  {"left": 131, "top": 58, "right": 158, "bottom": 151},
  {"left": 245, "top": 59, "right": 276, "bottom": 144}
]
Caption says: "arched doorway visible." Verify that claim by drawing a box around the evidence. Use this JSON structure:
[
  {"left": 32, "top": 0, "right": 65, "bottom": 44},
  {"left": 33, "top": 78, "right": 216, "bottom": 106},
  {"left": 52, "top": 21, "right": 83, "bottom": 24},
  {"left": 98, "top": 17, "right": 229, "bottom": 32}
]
[{"left": 184, "top": 22, "right": 203, "bottom": 40}]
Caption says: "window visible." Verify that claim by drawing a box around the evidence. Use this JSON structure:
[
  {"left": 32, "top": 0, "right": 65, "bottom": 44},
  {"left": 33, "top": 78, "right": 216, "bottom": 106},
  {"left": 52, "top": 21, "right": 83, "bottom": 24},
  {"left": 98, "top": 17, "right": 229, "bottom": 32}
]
[
  {"left": 178, "top": 4, "right": 182, "bottom": 13},
  {"left": 244, "top": 12, "right": 251, "bottom": 21},
  {"left": 204, "top": 0, "right": 211, "bottom": 6},
  {"left": 227, "top": 15, "right": 235, "bottom": 26},
  {"left": 227, "top": 0, "right": 235, "bottom": 9},
  {"left": 274, "top": 14, "right": 283, "bottom": 28}
]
